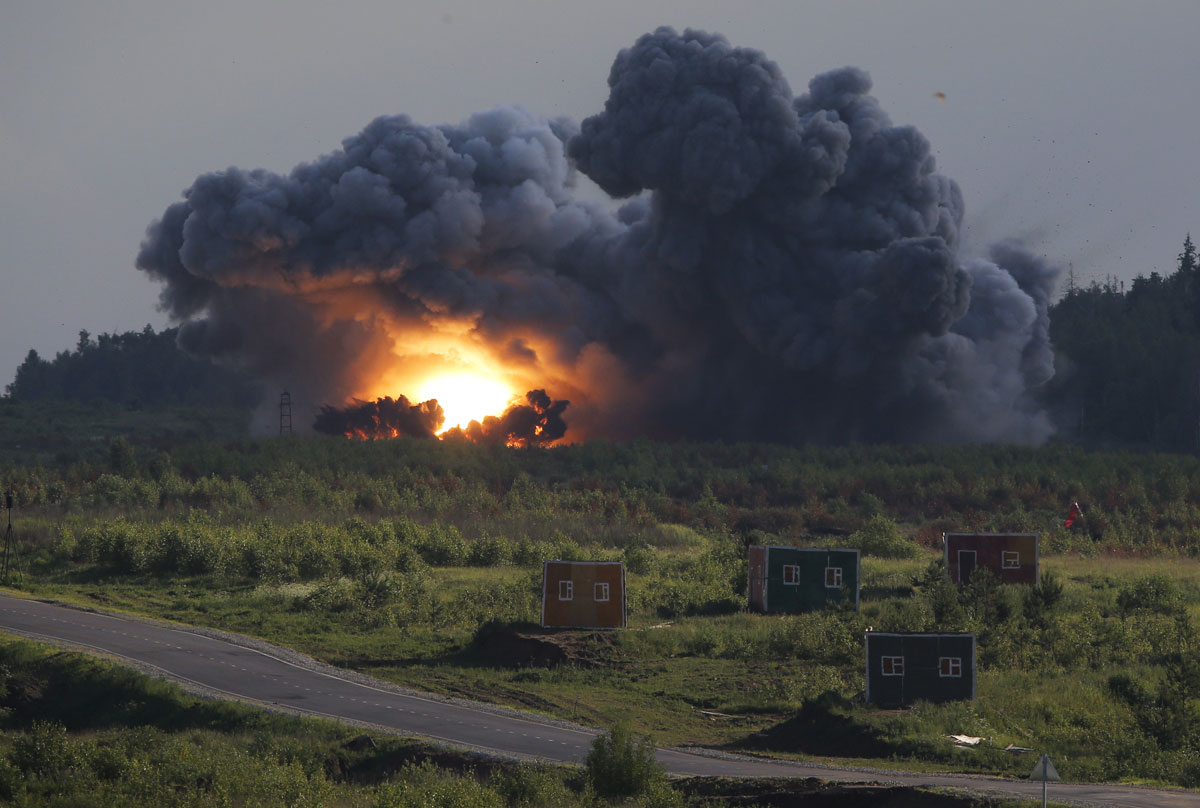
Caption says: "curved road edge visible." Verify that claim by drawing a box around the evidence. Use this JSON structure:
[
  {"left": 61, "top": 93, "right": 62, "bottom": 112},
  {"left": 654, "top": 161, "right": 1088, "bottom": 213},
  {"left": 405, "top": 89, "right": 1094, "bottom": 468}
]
[{"left": 0, "top": 592, "right": 1194, "bottom": 807}]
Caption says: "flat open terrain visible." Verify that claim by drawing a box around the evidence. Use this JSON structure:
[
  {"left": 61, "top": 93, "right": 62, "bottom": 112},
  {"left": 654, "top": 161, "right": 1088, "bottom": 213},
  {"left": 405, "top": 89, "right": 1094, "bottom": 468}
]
[
  {"left": 2, "top": 434, "right": 1200, "bottom": 799},
  {"left": 3, "top": 593, "right": 1197, "bottom": 808}
]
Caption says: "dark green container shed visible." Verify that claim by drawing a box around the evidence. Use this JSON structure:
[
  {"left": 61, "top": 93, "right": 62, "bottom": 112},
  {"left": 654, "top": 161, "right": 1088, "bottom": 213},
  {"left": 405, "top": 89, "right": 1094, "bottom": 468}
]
[
  {"left": 865, "top": 632, "right": 977, "bottom": 707},
  {"left": 748, "top": 546, "right": 860, "bottom": 613}
]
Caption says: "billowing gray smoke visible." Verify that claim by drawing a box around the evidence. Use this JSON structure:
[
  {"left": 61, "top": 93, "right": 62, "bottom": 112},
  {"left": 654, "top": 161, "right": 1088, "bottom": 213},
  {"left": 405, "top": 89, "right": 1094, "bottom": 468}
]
[{"left": 137, "top": 27, "right": 1058, "bottom": 444}]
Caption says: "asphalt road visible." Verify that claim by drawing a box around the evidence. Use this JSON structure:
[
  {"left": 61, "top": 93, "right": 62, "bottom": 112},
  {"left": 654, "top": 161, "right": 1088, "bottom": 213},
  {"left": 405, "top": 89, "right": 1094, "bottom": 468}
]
[{"left": 0, "top": 593, "right": 1194, "bottom": 807}]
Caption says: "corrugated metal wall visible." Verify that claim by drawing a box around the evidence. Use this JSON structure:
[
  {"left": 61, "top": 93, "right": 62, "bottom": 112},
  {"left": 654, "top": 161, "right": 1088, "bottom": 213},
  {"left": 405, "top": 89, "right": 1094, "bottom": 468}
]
[{"left": 541, "top": 561, "right": 626, "bottom": 629}]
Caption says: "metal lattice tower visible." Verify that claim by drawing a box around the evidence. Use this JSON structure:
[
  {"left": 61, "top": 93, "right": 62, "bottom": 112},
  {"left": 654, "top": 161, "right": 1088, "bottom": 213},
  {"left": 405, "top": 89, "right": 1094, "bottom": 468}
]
[
  {"left": 1, "top": 491, "right": 17, "bottom": 581},
  {"left": 279, "top": 391, "right": 293, "bottom": 436}
]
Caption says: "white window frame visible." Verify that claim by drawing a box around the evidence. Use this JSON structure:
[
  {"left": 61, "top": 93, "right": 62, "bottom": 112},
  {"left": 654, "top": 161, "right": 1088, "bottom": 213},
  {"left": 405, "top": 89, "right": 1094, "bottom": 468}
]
[
  {"left": 558, "top": 580, "right": 573, "bottom": 601},
  {"left": 939, "top": 656, "right": 963, "bottom": 678},
  {"left": 594, "top": 582, "right": 610, "bottom": 602},
  {"left": 881, "top": 656, "right": 904, "bottom": 676},
  {"left": 824, "top": 566, "right": 843, "bottom": 588},
  {"left": 1002, "top": 550, "right": 1020, "bottom": 569},
  {"left": 782, "top": 564, "right": 801, "bottom": 585}
]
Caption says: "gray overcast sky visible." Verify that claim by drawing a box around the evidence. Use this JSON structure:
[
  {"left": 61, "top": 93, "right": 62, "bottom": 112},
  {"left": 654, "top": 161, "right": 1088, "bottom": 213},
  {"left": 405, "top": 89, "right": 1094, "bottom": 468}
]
[{"left": 2, "top": 0, "right": 1197, "bottom": 387}]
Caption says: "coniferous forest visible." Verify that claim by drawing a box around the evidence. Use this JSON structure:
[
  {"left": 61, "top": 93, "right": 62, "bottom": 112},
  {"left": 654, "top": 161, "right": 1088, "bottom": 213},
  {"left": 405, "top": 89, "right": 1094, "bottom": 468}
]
[
  {"left": 5, "top": 326, "right": 256, "bottom": 410},
  {"left": 1047, "top": 235, "right": 1200, "bottom": 450}
]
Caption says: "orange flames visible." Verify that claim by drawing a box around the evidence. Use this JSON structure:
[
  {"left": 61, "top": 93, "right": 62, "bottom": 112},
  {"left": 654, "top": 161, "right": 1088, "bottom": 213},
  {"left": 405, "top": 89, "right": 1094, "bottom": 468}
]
[
  {"left": 299, "top": 294, "right": 582, "bottom": 445},
  {"left": 320, "top": 395, "right": 444, "bottom": 441},
  {"left": 315, "top": 386, "right": 569, "bottom": 447},
  {"left": 414, "top": 372, "right": 516, "bottom": 434},
  {"left": 440, "top": 389, "right": 568, "bottom": 447}
]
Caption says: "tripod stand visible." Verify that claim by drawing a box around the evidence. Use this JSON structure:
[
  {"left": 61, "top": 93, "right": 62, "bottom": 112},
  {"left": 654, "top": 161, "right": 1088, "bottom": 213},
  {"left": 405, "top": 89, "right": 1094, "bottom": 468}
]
[{"left": 1, "top": 491, "right": 17, "bottom": 582}]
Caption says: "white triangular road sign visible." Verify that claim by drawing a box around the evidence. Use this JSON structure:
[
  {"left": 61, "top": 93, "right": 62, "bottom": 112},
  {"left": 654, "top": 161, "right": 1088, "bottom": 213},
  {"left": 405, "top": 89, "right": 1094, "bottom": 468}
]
[{"left": 1029, "top": 753, "right": 1061, "bottom": 782}]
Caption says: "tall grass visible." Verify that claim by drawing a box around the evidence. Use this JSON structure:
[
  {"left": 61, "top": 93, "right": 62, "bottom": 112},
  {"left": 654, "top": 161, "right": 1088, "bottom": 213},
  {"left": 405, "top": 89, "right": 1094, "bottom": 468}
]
[{"left": 5, "top": 436, "right": 1200, "bottom": 787}]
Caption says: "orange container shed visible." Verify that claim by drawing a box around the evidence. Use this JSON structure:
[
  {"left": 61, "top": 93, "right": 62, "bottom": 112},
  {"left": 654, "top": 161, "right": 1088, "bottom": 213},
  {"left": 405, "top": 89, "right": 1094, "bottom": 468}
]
[
  {"left": 944, "top": 533, "right": 1039, "bottom": 586},
  {"left": 541, "top": 561, "right": 626, "bottom": 629}
]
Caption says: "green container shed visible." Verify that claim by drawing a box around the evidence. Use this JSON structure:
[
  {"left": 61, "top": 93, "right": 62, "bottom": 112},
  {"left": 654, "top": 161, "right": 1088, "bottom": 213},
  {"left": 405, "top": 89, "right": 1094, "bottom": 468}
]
[
  {"left": 865, "top": 632, "right": 977, "bottom": 707},
  {"left": 748, "top": 545, "right": 860, "bottom": 613}
]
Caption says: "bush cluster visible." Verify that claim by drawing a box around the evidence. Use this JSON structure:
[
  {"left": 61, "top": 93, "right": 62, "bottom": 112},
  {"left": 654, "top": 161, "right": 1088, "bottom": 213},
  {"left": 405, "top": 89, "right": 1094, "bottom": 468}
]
[
  {"left": 7, "top": 439, "right": 1200, "bottom": 557},
  {"left": 5, "top": 436, "right": 1200, "bottom": 788}
]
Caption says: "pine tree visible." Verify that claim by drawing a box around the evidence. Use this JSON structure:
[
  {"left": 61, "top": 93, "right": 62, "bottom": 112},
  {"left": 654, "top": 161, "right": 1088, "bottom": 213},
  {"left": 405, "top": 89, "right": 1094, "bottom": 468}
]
[{"left": 1179, "top": 233, "right": 1196, "bottom": 274}]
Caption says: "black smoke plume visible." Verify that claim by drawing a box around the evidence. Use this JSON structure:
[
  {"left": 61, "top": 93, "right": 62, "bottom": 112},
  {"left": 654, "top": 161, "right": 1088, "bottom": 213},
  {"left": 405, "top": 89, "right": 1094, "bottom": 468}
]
[
  {"left": 443, "top": 389, "right": 568, "bottom": 447},
  {"left": 137, "top": 27, "right": 1058, "bottom": 444},
  {"left": 313, "top": 396, "right": 443, "bottom": 439}
]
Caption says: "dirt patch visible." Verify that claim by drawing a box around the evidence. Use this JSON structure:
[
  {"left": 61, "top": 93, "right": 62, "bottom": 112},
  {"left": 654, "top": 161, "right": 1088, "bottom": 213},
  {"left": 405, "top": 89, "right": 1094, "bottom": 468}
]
[
  {"left": 677, "top": 777, "right": 1007, "bottom": 807},
  {"left": 471, "top": 621, "right": 626, "bottom": 669},
  {"left": 332, "top": 752, "right": 1004, "bottom": 807},
  {"left": 437, "top": 681, "right": 560, "bottom": 715}
]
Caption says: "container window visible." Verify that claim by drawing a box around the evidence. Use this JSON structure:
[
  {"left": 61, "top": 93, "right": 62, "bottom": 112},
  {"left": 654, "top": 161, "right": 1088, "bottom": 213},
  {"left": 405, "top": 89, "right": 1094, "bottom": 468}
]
[
  {"left": 558, "top": 580, "right": 573, "bottom": 601},
  {"left": 882, "top": 656, "right": 904, "bottom": 676}
]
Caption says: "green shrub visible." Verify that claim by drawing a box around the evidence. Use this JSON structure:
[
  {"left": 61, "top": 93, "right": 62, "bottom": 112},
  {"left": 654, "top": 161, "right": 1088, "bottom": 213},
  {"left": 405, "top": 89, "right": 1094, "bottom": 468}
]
[
  {"left": 374, "top": 761, "right": 504, "bottom": 808},
  {"left": 469, "top": 535, "right": 512, "bottom": 567},
  {"left": 418, "top": 524, "right": 469, "bottom": 566},
  {"left": 445, "top": 576, "right": 539, "bottom": 629},
  {"left": 0, "top": 758, "right": 21, "bottom": 802},
  {"left": 622, "top": 543, "right": 659, "bottom": 575},
  {"left": 108, "top": 437, "right": 138, "bottom": 477},
  {"left": 299, "top": 578, "right": 358, "bottom": 613},
  {"left": 87, "top": 742, "right": 132, "bottom": 781},
  {"left": 1117, "top": 574, "right": 1184, "bottom": 615},
  {"left": 393, "top": 543, "right": 426, "bottom": 573},
  {"left": 512, "top": 536, "right": 554, "bottom": 567},
  {"left": 848, "top": 515, "right": 918, "bottom": 558},
  {"left": 11, "top": 720, "right": 78, "bottom": 778},
  {"left": 648, "top": 523, "right": 708, "bottom": 549},
  {"left": 584, "top": 724, "right": 665, "bottom": 800},
  {"left": 90, "top": 473, "right": 159, "bottom": 509},
  {"left": 296, "top": 532, "right": 338, "bottom": 579},
  {"left": 149, "top": 523, "right": 225, "bottom": 575},
  {"left": 1025, "top": 570, "right": 1065, "bottom": 625},
  {"left": 550, "top": 536, "right": 584, "bottom": 561},
  {"left": 356, "top": 571, "right": 403, "bottom": 609},
  {"left": 490, "top": 763, "right": 577, "bottom": 807}
]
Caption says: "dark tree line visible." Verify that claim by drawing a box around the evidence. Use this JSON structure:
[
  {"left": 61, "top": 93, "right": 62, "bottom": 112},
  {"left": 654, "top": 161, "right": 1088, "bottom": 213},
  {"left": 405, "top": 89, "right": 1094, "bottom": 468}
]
[
  {"left": 7, "top": 235, "right": 1200, "bottom": 453},
  {"left": 5, "top": 325, "right": 256, "bottom": 408},
  {"left": 1046, "top": 235, "right": 1200, "bottom": 450}
]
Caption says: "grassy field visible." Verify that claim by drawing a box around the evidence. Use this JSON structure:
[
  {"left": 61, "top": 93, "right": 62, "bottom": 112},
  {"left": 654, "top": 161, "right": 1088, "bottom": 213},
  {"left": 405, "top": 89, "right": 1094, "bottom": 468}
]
[
  {"left": 0, "top": 398, "right": 248, "bottom": 467},
  {"left": 1, "top": 432, "right": 1199, "bottom": 792},
  {"left": 0, "top": 637, "right": 1043, "bottom": 808},
  {"left": 7, "top": 549, "right": 1200, "bottom": 787}
]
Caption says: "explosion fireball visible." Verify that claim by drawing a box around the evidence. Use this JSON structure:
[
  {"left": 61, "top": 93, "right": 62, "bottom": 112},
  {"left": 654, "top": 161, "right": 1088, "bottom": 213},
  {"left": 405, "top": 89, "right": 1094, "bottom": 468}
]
[
  {"left": 313, "top": 389, "right": 567, "bottom": 447},
  {"left": 137, "top": 27, "right": 1059, "bottom": 446},
  {"left": 414, "top": 373, "right": 514, "bottom": 434}
]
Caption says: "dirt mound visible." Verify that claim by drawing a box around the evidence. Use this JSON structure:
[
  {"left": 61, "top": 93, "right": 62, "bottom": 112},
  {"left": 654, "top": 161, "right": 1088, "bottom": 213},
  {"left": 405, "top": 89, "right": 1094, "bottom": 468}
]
[
  {"left": 471, "top": 622, "right": 624, "bottom": 669},
  {"left": 738, "top": 692, "right": 890, "bottom": 758}
]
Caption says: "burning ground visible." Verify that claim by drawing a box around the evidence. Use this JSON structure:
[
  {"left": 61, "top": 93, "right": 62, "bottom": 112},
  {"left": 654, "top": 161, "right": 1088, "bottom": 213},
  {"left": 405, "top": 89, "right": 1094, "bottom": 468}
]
[
  {"left": 137, "top": 27, "right": 1058, "bottom": 445},
  {"left": 314, "top": 389, "right": 567, "bottom": 446}
]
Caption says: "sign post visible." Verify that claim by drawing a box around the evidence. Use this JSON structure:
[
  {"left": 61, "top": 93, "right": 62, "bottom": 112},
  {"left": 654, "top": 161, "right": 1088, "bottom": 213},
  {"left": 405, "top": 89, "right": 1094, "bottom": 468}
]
[{"left": 1028, "top": 752, "right": 1060, "bottom": 808}]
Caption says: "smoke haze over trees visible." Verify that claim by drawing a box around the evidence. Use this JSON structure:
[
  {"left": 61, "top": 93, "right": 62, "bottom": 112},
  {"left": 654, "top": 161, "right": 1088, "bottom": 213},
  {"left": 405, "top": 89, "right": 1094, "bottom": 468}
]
[
  {"left": 132, "top": 27, "right": 1060, "bottom": 445},
  {"left": 7, "top": 231, "right": 1197, "bottom": 456}
]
